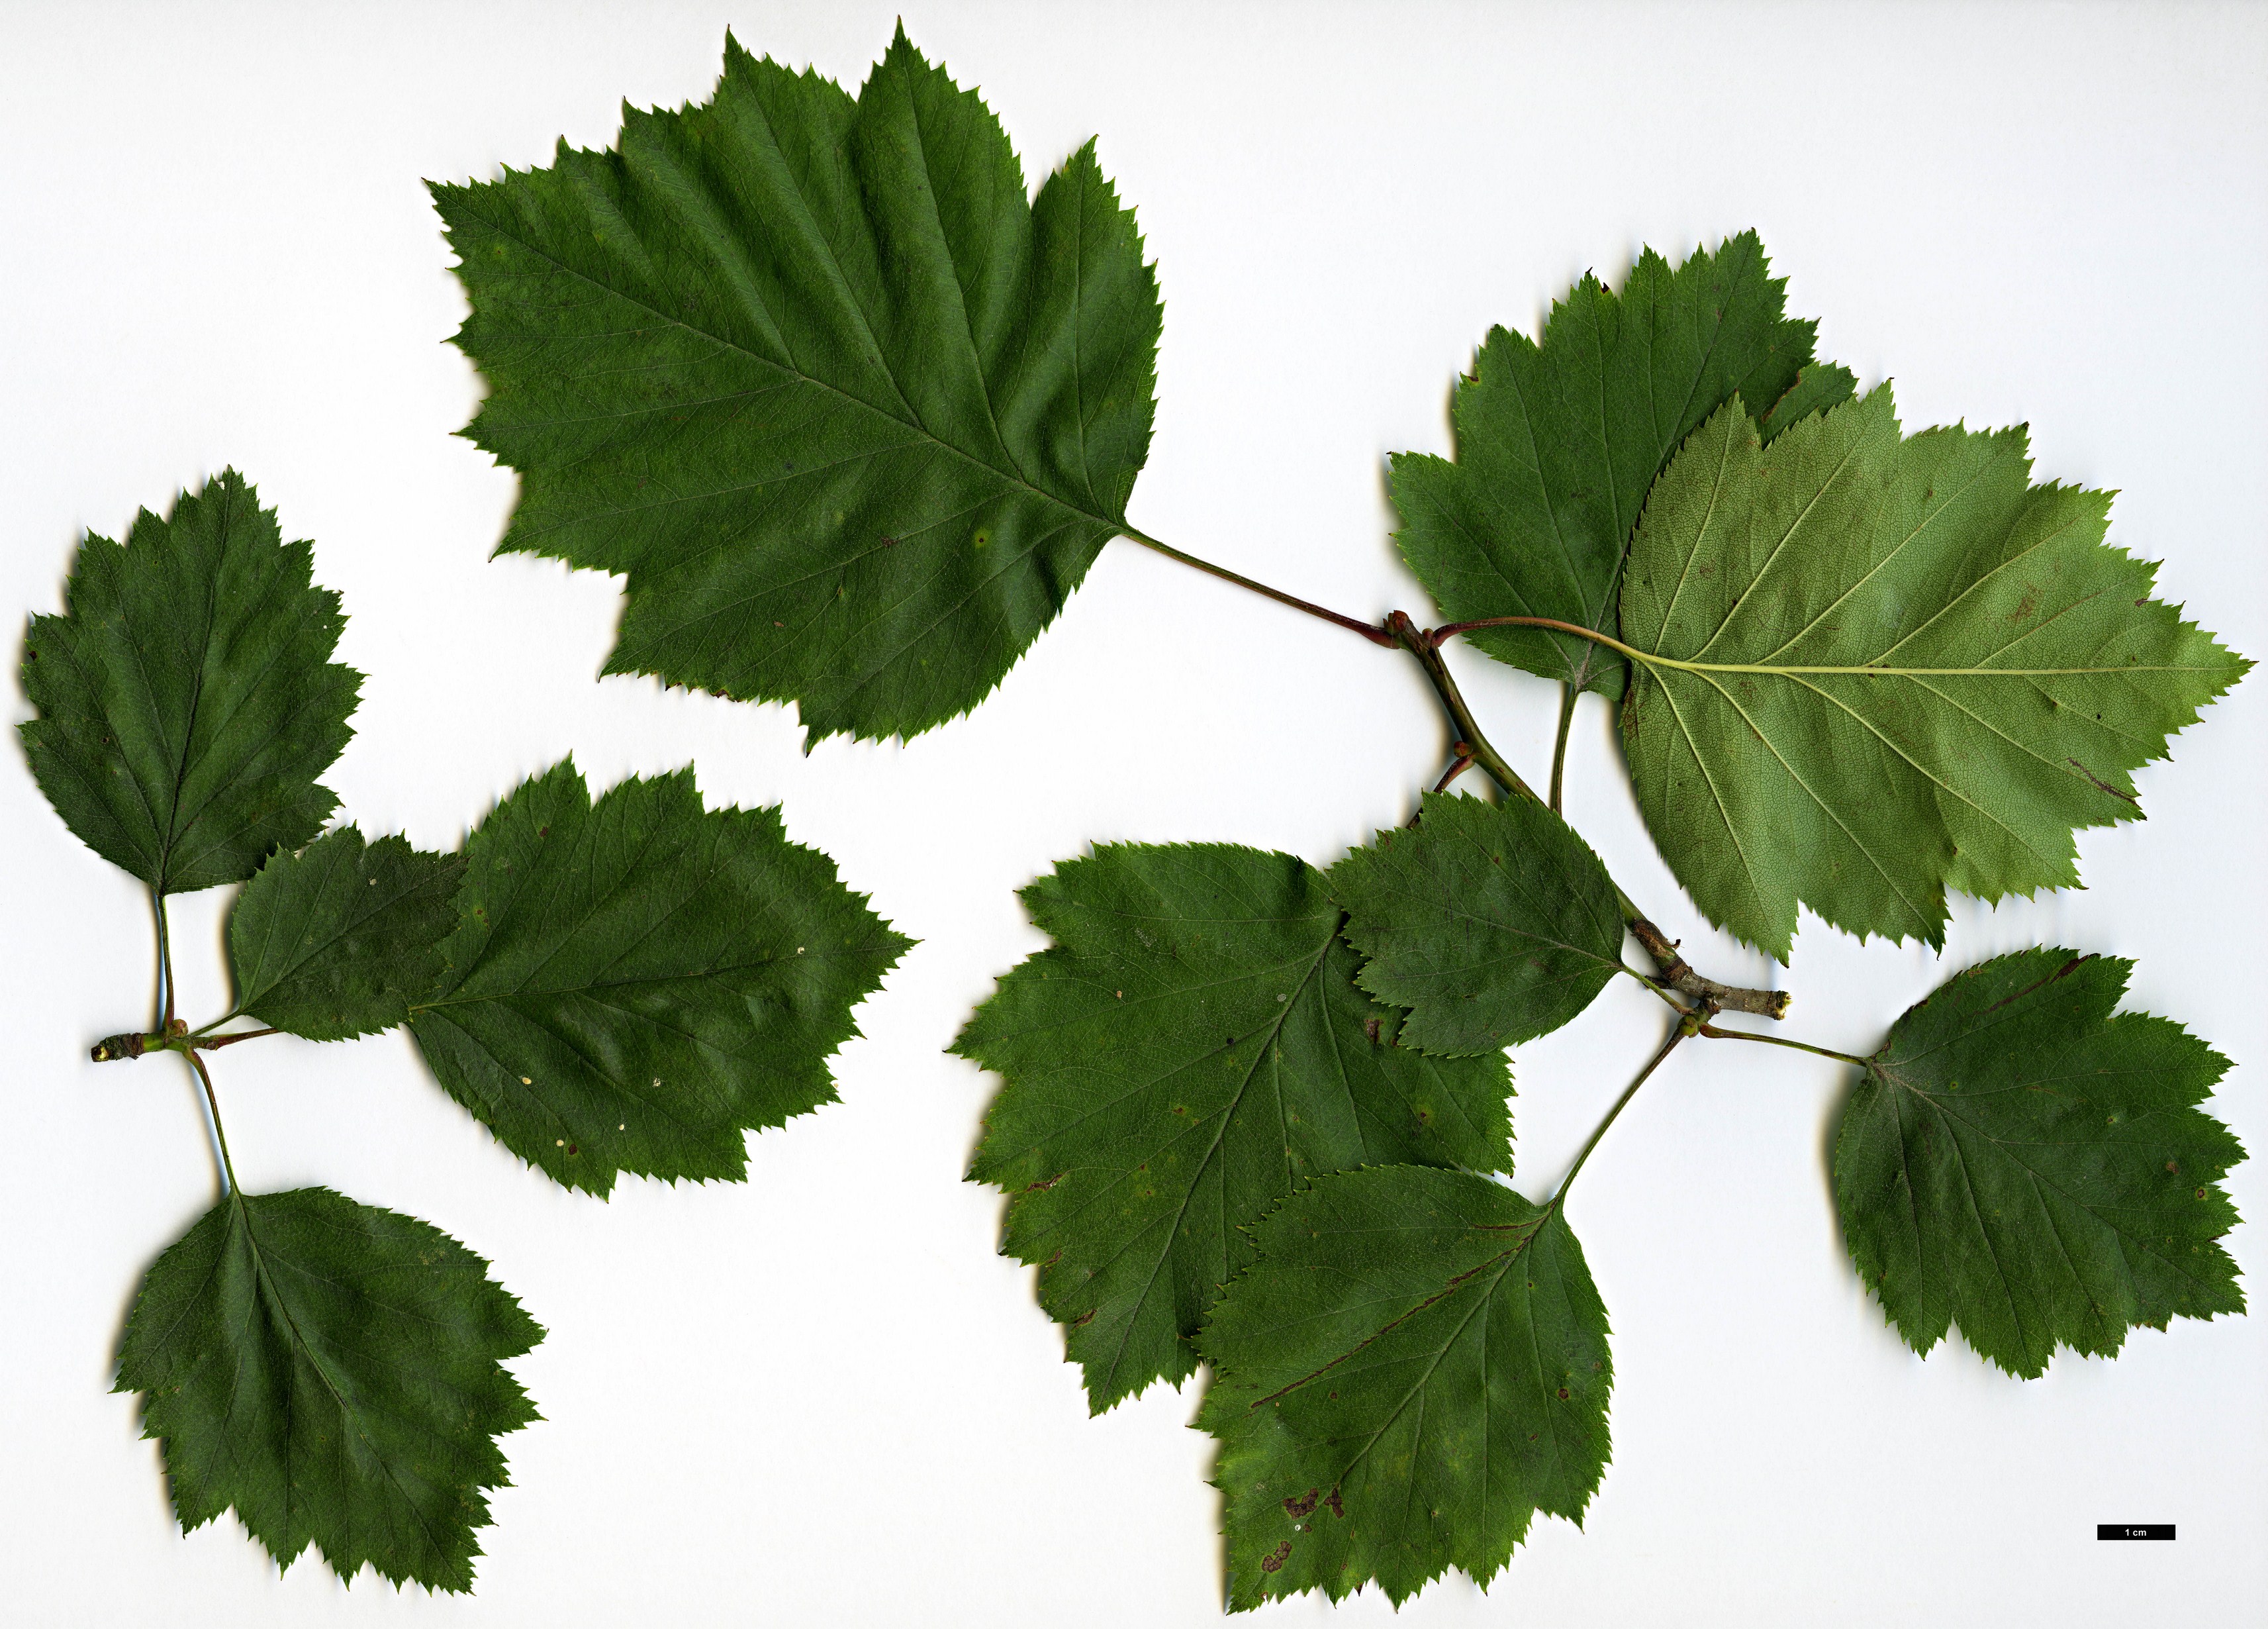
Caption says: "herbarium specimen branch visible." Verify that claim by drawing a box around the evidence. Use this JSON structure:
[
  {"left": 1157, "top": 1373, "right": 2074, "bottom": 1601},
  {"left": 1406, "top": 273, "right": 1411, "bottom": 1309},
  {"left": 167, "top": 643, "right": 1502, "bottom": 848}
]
[
  {"left": 27, "top": 473, "right": 908, "bottom": 1590},
  {"left": 432, "top": 26, "right": 2248, "bottom": 1613}
]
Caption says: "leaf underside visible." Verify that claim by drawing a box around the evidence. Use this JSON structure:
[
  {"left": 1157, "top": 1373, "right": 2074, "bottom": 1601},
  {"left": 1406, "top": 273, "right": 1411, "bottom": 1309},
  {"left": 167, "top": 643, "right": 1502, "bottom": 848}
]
[
  {"left": 1328, "top": 791, "right": 1626, "bottom": 1056},
  {"left": 230, "top": 828, "right": 465, "bottom": 1041},
  {"left": 1834, "top": 948, "right": 2243, "bottom": 1378},
  {"left": 1619, "top": 387, "right": 2250, "bottom": 959},
  {"left": 957, "top": 844, "right": 1513, "bottom": 1412},
  {"left": 21, "top": 470, "right": 359, "bottom": 895},
  {"left": 435, "top": 26, "right": 1161, "bottom": 744},
  {"left": 1390, "top": 232, "right": 1852, "bottom": 699},
  {"left": 408, "top": 760, "right": 909, "bottom": 1195},
  {"left": 116, "top": 1187, "right": 542, "bottom": 1592},
  {"left": 1198, "top": 1167, "right": 1611, "bottom": 1610}
]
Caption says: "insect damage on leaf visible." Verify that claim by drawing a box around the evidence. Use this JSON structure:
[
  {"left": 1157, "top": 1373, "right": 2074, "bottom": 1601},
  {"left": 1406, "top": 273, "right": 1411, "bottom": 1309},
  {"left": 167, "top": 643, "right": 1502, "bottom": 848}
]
[
  {"left": 1617, "top": 387, "right": 2250, "bottom": 959},
  {"left": 21, "top": 470, "right": 359, "bottom": 895},
  {"left": 1390, "top": 232, "right": 1853, "bottom": 699},
  {"left": 1197, "top": 1167, "right": 1611, "bottom": 1610},
  {"left": 408, "top": 760, "right": 911, "bottom": 1195},
  {"left": 1834, "top": 948, "right": 2244, "bottom": 1377},
  {"left": 434, "top": 25, "right": 1162, "bottom": 745},
  {"left": 957, "top": 843, "right": 1512, "bottom": 1411}
]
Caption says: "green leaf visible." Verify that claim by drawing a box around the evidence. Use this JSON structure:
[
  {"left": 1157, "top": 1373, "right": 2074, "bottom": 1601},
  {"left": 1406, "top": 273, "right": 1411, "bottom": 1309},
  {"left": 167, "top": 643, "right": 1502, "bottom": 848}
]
[
  {"left": 1389, "top": 234, "right": 1848, "bottom": 699},
  {"left": 1758, "top": 360, "right": 1858, "bottom": 442},
  {"left": 21, "top": 470, "right": 359, "bottom": 895},
  {"left": 1618, "top": 387, "right": 2251, "bottom": 959},
  {"left": 115, "top": 1186, "right": 541, "bottom": 1592},
  {"left": 1327, "top": 791, "right": 1625, "bottom": 1056},
  {"left": 956, "top": 844, "right": 1513, "bottom": 1412},
  {"left": 1197, "top": 1167, "right": 1611, "bottom": 1610},
  {"left": 434, "top": 27, "right": 1160, "bottom": 745},
  {"left": 228, "top": 828, "right": 465, "bottom": 1041},
  {"left": 407, "top": 760, "right": 908, "bottom": 1195},
  {"left": 1834, "top": 948, "right": 2244, "bottom": 1379}
]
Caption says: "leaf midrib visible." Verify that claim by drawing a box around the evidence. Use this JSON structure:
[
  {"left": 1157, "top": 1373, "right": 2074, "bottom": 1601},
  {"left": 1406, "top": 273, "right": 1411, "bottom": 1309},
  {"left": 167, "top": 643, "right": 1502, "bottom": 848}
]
[
  {"left": 450, "top": 188, "right": 1129, "bottom": 542},
  {"left": 1090, "top": 925, "right": 1341, "bottom": 1393},
  {"left": 229, "top": 1194, "right": 457, "bottom": 1575},
  {"left": 1247, "top": 1212, "right": 1554, "bottom": 1510}
]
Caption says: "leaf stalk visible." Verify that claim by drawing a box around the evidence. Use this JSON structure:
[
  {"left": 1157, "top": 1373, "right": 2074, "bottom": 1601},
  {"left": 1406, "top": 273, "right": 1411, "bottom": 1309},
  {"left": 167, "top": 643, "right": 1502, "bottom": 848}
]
[
  {"left": 1550, "top": 1014, "right": 1697, "bottom": 1210},
  {"left": 1119, "top": 528, "right": 1395, "bottom": 647},
  {"left": 1115, "top": 546, "right": 1795, "bottom": 1028},
  {"left": 185, "top": 1050, "right": 240, "bottom": 1197},
  {"left": 1387, "top": 611, "right": 1790, "bottom": 1020},
  {"left": 151, "top": 888, "right": 175, "bottom": 1031},
  {"left": 1548, "top": 681, "right": 1576, "bottom": 813},
  {"left": 1695, "top": 1021, "right": 1866, "bottom": 1066}
]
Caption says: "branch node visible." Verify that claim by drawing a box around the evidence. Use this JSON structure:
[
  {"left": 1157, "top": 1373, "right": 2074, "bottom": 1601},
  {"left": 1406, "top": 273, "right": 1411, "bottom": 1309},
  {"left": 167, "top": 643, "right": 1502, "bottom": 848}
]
[
  {"left": 91, "top": 1032, "right": 148, "bottom": 1063},
  {"left": 1626, "top": 913, "right": 1788, "bottom": 1020}
]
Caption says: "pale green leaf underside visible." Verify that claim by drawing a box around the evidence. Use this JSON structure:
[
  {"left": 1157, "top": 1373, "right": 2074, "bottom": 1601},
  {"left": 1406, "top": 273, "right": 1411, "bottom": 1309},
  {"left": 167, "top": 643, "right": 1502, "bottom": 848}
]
[
  {"left": 408, "top": 761, "right": 909, "bottom": 1195},
  {"left": 957, "top": 844, "right": 1512, "bottom": 1412},
  {"left": 1619, "top": 387, "right": 2249, "bottom": 959},
  {"left": 230, "top": 828, "right": 465, "bottom": 1041},
  {"left": 21, "top": 471, "right": 358, "bottom": 895},
  {"left": 1198, "top": 1167, "right": 1610, "bottom": 1610},
  {"left": 1834, "top": 948, "right": 2242, "bottom": 1378},
  {"left": 116, "top": 1187, "right": 541, "bottom": 1592},
  {"left": 1328, "top": 791, "right": 1625, "bottom": 1056},
  {"left": 435, "top": 27, "right": 1160, "bottom": 744},
  {"left": 1390, "top": 232, "right": 1850, "bottom": 700}
]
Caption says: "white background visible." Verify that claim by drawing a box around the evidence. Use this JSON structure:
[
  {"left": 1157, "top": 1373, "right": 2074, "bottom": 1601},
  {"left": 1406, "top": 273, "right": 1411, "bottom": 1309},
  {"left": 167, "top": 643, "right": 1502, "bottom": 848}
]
[{"left": 1, "top": 2, "right": 2261, "bottom": 1623}]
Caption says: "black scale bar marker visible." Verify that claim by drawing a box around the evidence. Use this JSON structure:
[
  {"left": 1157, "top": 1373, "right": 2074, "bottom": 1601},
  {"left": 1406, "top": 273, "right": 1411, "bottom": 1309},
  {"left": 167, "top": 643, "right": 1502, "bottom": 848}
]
[{"left": 2097, "top": 1524, "right": 2175, "bottom": 1541}]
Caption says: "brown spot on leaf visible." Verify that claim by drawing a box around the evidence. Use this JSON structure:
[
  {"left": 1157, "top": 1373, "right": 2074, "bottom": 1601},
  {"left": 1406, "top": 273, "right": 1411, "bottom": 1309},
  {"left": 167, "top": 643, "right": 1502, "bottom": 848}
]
[
  {"left": 1981, "top": 955, "right": 2088, "bottom": 1016},
  {"left": 1556, "top": 1386, "right": 1570, "bottom": 1401},
  {"left": 1024, "top": 1175, "right": 1061, "bottom": 1193},
  {"left": 2066, "top": 758, "right": 2140, "bottom": 806},
  {"left": 1325, "top": 1489, "right": 1344, "bottom": 1518},
  {"left": 2166, "top": 1161, "right": 2179, "bottom": 1173},
  {"left": 1070, "top": 1308, "right": 1096, "bottom": 1328},
  {"left": 1259, "top": 1542, "right": 1292, "bottom": 1573},
  {"left": 1284, "top": 1490, "right": 1319, "bottom": 1520}
]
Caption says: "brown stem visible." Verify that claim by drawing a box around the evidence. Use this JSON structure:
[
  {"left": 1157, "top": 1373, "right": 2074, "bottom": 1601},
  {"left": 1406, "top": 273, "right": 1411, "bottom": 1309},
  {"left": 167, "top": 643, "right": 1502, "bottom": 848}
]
[
  {"left": 1120, "top": 528, "right": 1397, "bottom": 647},
  {"left": 1387, "top": 611, "right": 1791, "bottom": 1022},
  {"left": 1624, "top": 911, "right": 1789, "bottom": 1019},
  {"left": 1386, "top": 611, "right": 1544, "bottom": 804},
  {"left": 1429, "top": 747, "right": 1474, "bottom": 795}
]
